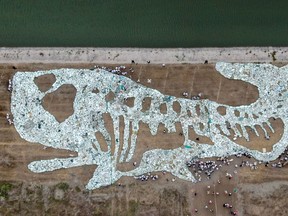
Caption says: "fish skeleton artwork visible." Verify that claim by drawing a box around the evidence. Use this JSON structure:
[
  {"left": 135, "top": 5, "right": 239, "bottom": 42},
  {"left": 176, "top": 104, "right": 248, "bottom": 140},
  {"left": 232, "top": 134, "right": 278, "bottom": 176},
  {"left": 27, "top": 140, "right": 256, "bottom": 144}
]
[{"left": 11, "top": 62, "right": 288, "bottom": 189}]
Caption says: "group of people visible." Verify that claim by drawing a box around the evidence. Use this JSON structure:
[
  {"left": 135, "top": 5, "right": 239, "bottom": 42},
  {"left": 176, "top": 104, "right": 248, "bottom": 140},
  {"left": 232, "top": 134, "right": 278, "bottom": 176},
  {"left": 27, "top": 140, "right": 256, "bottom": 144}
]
[
  {"left": 134, "top": 173, "right": 159, "bottom": 181},
  {"left": 6, "top": 79, "right": 13, "bottom": 125},
  {"left": 7, "top": 79, "right": 12, "bottom": 91},
  {"left": 193, "top": 183, "right": 239, "bottom": 215},
  {"left": 186, "top": 149, "right": 288, "bottom": 183},
  {"left": 182, "top": 92, "right": 202, "bottom": 100},
  {"left": 187, "top": 159, "right": 219, "bottom": 180},
  {"left": 94, "top": 65, "right": 131, "bottom": 76},
  {"left": 6, "top": 113, "right": 13, "bottom": 125}
]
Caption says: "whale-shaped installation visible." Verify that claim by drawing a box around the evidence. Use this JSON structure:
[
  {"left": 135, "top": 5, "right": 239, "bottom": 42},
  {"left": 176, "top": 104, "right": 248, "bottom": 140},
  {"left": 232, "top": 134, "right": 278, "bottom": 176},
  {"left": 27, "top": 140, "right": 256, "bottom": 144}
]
[{"left": 10, "top": 62, "right": 288, "bottom": 189}]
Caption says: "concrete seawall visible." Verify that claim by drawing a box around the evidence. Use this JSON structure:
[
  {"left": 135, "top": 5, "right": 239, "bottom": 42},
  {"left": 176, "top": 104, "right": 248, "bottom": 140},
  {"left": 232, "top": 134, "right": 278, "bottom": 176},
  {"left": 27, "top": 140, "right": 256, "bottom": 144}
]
[{"left": 0, "top": 47, "right": 287, "bottom": 64}]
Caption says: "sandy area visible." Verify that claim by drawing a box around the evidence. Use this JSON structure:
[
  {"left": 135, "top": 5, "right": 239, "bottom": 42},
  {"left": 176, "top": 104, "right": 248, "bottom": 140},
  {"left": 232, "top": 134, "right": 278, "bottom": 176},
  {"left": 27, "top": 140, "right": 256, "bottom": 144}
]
[{"left": 0, "top": 47, "right": 287, "bottom": 64}]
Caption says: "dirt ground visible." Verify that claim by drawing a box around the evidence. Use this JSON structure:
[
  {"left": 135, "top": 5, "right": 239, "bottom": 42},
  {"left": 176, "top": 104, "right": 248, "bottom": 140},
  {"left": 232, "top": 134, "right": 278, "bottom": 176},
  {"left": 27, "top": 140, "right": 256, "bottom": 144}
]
[{"left": 0, "top": 62, "right": 288, "bottom": 216}]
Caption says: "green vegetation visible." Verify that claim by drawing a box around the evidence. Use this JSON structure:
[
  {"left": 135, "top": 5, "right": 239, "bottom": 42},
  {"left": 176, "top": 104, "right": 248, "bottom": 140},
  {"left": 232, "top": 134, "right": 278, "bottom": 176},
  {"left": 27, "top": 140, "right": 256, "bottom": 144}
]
[
  {"left": 55, "top": 182, "right": 69, "bottom": 191},
  {"left": 75, "top": 186, "right": 81, "bottom": 192},
  {"left": 128, "top": 200, "right": 138, "bottom": 216},
  {"left": 26, "top": 187, "right": 34, "bottom": 195},
  {"left": 0, "top": 182, "right": 13, "bottom": 199},
  {"left": 35, "top": 185, "right": 43, "bottom": 197},
  {"left": 93, "top": 209, "right": 104, "bottom": 216}
]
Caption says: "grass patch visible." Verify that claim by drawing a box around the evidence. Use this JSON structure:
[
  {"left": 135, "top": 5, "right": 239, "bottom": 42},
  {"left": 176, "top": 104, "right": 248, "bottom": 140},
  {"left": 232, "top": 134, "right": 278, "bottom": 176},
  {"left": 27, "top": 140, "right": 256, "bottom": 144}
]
[
  {"left": 128, "top": 200, "right": 138, "bottom": 216},
  {"left": 0, "top": 182, "right": 13, "bottom": 199},
  {"left": 55, "top": 182, "right": 69, "bottom": 191},
  {"left": 75, "top": 186, "right": 81, "bottom": 192}
]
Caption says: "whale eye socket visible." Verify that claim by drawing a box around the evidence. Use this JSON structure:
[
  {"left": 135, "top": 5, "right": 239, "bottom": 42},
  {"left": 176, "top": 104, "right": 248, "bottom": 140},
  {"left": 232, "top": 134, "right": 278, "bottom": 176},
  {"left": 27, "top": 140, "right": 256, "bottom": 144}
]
[
  {"left": 42, "top": 84, "right": 77, "bottom": 123},
  {"left": 34, "top": 73, "right": 56, "bottom": 92}
]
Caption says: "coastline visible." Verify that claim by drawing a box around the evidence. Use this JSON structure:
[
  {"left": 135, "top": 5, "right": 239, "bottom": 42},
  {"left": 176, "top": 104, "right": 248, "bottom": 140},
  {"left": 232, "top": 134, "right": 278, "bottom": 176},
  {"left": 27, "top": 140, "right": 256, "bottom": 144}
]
[{"left": 0, "top": 47, "right": 287, "bottom": 64}]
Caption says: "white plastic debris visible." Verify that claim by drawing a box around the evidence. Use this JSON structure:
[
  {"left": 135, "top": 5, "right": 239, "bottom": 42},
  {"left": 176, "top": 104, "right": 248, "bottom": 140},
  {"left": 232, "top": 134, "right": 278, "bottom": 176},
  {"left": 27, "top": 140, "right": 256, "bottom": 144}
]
[{"left": 10, "top": 62, "right": 288, "bottom": 189}]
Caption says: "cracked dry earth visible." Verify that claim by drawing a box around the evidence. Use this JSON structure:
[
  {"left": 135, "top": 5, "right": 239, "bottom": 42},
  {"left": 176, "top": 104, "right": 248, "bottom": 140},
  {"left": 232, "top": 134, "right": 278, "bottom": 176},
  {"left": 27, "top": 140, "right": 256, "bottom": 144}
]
[{"left": 0, "top": 63, "right": 288, "bottom": 216}]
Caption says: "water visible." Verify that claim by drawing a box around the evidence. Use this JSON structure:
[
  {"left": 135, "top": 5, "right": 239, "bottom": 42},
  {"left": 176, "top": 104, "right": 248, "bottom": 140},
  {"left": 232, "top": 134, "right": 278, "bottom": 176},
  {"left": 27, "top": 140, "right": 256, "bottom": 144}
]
[{"left": 1, "top": 0, "right": 288, "bottom": 47}]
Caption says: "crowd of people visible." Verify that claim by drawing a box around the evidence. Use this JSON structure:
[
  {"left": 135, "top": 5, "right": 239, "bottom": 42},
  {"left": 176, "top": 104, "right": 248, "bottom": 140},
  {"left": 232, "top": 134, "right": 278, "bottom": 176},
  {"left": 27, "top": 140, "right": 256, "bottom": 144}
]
[
  {"left": 187, "top": 159, "right": 219, "bottom": 180},
  {"left": 7, "top": 79, "right": 12, "bottom": 92},
  {"left": 6, "top": 113, "right": 13, "bottom": 125},
  {"left": 134, "top": 173, "right": 159, "bottom": 181},
  {"left": 93, "top": 65, "right": 132, "bottom": 76}
]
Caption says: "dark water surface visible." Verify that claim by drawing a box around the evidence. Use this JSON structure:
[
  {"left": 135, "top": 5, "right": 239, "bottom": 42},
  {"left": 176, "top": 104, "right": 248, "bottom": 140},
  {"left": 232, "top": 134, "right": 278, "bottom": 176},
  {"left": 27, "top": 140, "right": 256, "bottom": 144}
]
[{"left": 1, "top": 1, "right": 288, "bottom": 47}]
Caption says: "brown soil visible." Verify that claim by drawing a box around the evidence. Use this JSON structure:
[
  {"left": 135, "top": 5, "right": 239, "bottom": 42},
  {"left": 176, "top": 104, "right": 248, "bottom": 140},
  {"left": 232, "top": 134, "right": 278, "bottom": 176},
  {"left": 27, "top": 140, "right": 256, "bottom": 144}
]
[{"left": 0, "top": 63, "right": 287, "bottom": 215}]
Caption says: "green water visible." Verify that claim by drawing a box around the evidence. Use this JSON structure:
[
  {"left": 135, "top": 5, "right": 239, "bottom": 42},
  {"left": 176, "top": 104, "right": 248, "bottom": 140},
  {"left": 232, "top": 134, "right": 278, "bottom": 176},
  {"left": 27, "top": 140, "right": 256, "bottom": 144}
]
[{"left": 1, "top": 0, "right": 288, "bottom": 47}]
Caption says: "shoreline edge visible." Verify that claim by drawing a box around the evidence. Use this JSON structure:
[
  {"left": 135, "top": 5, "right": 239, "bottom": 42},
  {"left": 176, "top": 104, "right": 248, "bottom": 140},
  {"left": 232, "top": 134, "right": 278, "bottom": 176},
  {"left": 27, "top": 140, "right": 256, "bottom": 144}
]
[{"left": 0, "top": 47, "right": 287, "bottom": 64}]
